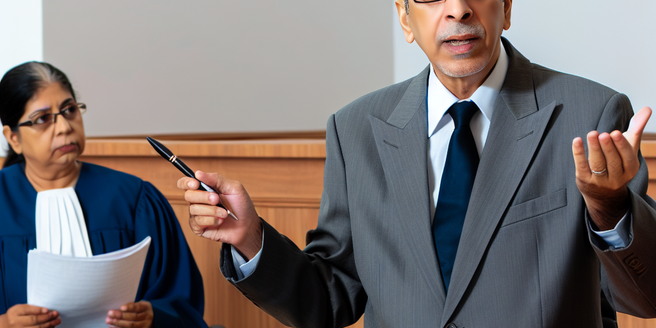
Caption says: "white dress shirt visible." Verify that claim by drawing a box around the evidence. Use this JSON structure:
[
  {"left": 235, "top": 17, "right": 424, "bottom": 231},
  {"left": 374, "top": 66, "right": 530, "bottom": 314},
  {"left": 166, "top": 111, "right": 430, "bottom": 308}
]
[{"left": 427, "top": 41, "right": 508, "bottom": 221}]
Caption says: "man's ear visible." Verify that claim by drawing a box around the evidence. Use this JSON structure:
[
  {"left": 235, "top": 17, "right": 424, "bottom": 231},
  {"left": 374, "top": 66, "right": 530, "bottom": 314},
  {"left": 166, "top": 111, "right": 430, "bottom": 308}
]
[
  {"left": 395, "top": 0, "right": 415, "bottom": 44},
  {"left": 503, "top": 0, "right": 512, "bottom": 30},
  {"left": 3, "top": 126, "right": 22, "bottom": 155}
]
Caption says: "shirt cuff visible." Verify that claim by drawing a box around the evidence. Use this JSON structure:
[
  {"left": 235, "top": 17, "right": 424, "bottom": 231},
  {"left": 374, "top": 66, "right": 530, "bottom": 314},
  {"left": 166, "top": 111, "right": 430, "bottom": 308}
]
[
  {"left": 589, "top": 210, "right": 632, "bottom": 249},
  {"left": 230, "top": 231, "right": 264, "bottom": 280}
]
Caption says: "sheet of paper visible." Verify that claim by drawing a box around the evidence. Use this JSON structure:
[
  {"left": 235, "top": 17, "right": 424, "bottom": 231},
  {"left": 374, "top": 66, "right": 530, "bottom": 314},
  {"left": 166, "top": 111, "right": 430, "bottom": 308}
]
[{"left": 27, "top": 236, "right": 151, "bottom": 328}]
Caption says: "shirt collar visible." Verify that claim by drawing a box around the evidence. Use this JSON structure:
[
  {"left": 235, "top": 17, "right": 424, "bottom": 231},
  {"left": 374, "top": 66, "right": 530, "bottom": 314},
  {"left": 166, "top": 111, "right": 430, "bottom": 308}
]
[{"left": 427, "top": 40, "right": 509, "bottom": 137}]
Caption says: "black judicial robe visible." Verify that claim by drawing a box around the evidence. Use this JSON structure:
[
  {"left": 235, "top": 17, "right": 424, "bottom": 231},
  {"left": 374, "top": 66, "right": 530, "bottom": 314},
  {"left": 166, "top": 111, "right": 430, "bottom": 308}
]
[{"left": 0, "top": 162, "right": 208, "bottom": 328}]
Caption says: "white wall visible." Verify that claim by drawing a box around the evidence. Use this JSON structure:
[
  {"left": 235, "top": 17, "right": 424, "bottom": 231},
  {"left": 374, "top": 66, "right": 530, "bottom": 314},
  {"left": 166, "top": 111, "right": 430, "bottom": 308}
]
[
  {"left": 392, "top": 0, "right": 656, "bottom": 131},
  {"left": 0, "top": 0, "right": 43, "bottom": 157},
  {"left": 43, "top": 1, "right": 393, "bottom": 137},
  {"left": 393, "top": 5, "right": 429, "bottom": 83},
  {"left": 505, "top": 0, "right": 656, "bottom": 131}
]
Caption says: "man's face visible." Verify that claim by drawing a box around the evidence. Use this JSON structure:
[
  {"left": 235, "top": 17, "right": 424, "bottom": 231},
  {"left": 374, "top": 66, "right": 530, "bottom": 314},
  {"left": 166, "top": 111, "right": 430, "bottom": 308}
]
[{"left": 397, "top": 0, "right": 512, "bottom": 80}]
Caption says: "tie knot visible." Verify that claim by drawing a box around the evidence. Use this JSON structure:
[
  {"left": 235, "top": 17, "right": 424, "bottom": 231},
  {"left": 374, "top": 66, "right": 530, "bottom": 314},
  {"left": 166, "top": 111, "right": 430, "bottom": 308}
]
[{"left": 448, "top": 101, "right": 479, "bottom": 129}]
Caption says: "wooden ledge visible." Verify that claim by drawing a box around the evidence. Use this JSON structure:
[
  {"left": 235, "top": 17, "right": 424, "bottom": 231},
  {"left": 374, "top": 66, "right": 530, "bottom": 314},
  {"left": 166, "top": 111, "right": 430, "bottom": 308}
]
[
  {"left": 82, "top": 138, "right": 326, "bottom": 159},
  {"left": 640, "top": 140, "right": 656, "bottom": 158}
]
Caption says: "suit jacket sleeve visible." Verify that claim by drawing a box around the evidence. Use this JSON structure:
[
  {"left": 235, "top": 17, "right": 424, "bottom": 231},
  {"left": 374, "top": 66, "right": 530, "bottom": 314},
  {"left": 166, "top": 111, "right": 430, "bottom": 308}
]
[
  {"left": 587, "top": 93, "right": 656, "bottom": 317},
  {"left": 220, "top": 114, "right": 366, "bottom": 328}
]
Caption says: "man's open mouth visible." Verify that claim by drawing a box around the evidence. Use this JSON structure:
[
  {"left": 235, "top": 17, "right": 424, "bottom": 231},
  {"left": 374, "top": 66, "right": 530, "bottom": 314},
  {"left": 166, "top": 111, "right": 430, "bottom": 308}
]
[{"left": 445, "top": 38, "right": 476, "bottom": 46}]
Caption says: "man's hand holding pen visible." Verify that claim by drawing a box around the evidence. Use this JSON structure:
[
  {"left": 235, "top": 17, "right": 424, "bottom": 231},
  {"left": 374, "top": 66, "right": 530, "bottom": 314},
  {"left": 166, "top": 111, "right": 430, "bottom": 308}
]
[{"left": 177, "top": 171, "right": 263, "bottom": 260}]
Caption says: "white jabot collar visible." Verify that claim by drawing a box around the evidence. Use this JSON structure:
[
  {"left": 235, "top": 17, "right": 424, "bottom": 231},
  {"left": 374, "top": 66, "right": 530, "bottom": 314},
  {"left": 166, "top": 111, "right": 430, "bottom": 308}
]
[
  {"left": 427, "top": 40, "right": 509, "bottom": 137},
  {"left": 35, "top": 187, "right": 92, "bottom": 257}
]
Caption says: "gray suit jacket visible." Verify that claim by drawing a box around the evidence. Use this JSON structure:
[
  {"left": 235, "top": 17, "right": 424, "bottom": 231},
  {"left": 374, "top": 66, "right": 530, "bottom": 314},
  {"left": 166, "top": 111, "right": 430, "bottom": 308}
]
[{"left": 221, "top": 38, "right": 656, "bottom": 328}]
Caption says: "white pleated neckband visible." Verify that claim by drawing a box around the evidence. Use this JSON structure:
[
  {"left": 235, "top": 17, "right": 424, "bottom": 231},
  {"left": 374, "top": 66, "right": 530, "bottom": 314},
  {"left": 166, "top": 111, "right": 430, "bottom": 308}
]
[{"left": 35, "top": 187, "right": 92, "bottom": 257}]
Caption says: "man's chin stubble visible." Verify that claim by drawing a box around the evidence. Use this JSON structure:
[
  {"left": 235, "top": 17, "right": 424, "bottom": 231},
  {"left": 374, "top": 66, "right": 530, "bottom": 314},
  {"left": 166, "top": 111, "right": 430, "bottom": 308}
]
[{"left": 434, "top": 60, "right": 488, "bottom": 79}]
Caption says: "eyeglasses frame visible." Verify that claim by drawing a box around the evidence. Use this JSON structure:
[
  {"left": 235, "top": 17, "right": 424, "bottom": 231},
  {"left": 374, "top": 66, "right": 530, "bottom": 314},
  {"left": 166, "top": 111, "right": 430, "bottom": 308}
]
[
  {"left": 12, "top": 103, "right": 87, "bottom": 131},
  {"left": 413, "top": 0, "right": 446, "bottom": 3}
]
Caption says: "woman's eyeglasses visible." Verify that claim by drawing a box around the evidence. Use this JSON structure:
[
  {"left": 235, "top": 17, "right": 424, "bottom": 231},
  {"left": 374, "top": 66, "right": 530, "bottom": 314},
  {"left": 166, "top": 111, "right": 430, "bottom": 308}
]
[{"left": 12, "top": 103, "right": 87, "bottom": 131}]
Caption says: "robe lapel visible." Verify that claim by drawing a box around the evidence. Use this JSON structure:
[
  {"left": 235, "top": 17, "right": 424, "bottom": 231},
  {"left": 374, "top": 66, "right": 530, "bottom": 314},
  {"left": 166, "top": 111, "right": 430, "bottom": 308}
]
[
  {"left": 370, "top": 67, "right": 447, "bottom": 306},
  {"left": 441, "top": 40, "right": 559, "bottom": 325}
]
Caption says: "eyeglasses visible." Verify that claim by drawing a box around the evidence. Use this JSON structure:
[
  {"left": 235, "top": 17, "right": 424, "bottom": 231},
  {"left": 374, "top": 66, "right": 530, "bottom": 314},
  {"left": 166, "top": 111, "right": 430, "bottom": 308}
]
[{"left": 12, "top": 103, "right": 87, "bottom": 131}]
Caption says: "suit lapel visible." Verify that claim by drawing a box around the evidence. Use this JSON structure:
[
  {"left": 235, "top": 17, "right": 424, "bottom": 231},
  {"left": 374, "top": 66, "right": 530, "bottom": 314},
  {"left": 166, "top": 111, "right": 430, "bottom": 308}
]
[
  {"left": 370, "top": 67, "right": 447, "bottom": 306},
  {"left": 441, "top": 40, "right": 559, "bottom": 325}
]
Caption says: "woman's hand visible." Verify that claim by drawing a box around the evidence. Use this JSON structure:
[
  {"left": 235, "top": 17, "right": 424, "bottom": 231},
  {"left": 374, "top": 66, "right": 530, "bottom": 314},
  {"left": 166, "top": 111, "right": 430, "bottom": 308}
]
[
  {"left": 0, "top": 304, "right": 60, "bottom": 327},
  {"left": 106, "top": 301, "right": 153, "bottom": 328}
]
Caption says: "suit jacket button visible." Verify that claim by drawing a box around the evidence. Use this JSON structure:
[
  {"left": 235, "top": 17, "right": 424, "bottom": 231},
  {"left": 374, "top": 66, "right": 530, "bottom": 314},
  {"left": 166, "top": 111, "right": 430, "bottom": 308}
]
[{"left": 446, "top": 324, "right": 458, "bottom": 328}]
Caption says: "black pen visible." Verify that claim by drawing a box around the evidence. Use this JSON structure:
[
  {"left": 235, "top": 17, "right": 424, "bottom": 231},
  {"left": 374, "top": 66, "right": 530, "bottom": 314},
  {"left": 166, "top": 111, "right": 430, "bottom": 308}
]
[{"left": 146, "top": 136, "right": 239, "bottom": 220}]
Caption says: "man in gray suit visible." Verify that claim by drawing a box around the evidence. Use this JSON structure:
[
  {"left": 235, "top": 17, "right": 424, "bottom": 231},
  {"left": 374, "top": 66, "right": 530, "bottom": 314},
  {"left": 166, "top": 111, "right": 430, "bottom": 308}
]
[{"left": 179, "top": 0, "right": 656, "bottom": 327}]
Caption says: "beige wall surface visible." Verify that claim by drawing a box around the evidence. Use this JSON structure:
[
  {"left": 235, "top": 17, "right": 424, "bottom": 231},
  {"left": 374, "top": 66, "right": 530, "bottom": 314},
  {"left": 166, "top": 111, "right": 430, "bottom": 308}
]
[{"left": 43, "top": 1, "right": 393, "bottom": 137}]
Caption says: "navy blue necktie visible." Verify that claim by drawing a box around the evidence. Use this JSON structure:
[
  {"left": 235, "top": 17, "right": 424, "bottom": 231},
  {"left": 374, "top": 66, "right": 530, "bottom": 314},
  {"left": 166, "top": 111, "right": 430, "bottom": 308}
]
[{"left": 433, "top": 101, "right": 480, "bottom": 291}]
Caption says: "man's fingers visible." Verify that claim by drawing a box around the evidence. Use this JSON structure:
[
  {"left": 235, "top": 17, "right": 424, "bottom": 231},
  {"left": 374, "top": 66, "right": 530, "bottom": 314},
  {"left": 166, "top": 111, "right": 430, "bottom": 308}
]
[
  {"left": 184, "top": 190, "right": 220, "bottom": 206},
  {"left": 197, "top": 170, "right": 242, "bottom": 196},
  {"left": 177, "top": 177, "right": 199, "bottom": 191},
  {"left": 624, "top": 106, "right": 652, "bottom": 150},
  {"left": 572, "top": 137, "right": 591, "bottom": 178},
  {"left": 586, "top": 131, "right": 608, "bottom": 175},
  {"left": 195, "top": 171, "right": 221, "bottom": 190},
  {"left": 189, "top": 215, "right": 205, "bottom": 235},
  {"left": 611, "top": 130, "right": 640, "bottom": 174},
  {"left": 177, "top": 171, "right": 224, "bottom": 195},
  {"left": 193, "top": 215, "right": 223, "bottom": 227},
  {"left": 597, "top": 132, "right": 623, "bottom": 176},
  {"left": 189, "top": 215, "right": 224, "bottom": 236},
  {"left": 189, "top": 203, "right": 228, "bottom": 218}
]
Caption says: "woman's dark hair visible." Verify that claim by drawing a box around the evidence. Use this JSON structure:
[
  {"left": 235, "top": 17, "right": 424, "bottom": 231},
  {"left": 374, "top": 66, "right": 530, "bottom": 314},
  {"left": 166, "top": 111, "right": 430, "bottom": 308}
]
[{"left": 0, "top": 62, "right": 76, "bottom": 168}]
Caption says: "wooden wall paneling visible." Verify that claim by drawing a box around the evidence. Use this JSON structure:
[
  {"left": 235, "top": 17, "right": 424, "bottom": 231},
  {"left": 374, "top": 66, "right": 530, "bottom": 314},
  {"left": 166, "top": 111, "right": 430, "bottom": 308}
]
[
  {"left": 619, "top": 315, "right": 656, "bottom": 328},
  {"left": 79, "top": 138, "right": 363, "bottom": 328},
  {"left": 79, "top": 156, "right": 326, "bottom": 205}
]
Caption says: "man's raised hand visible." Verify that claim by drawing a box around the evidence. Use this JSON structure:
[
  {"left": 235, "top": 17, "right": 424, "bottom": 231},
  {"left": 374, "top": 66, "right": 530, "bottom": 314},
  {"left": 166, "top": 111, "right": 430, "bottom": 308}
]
[{"left": 572, "top": 106, "right": 652, "bottom": 230}]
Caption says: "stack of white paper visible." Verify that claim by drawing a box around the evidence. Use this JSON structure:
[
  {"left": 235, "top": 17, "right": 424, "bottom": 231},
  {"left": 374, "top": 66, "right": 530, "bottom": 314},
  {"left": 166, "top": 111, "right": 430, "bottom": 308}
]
[{"left": 27, "top": 236, "right": 152, "bottom": 328}]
